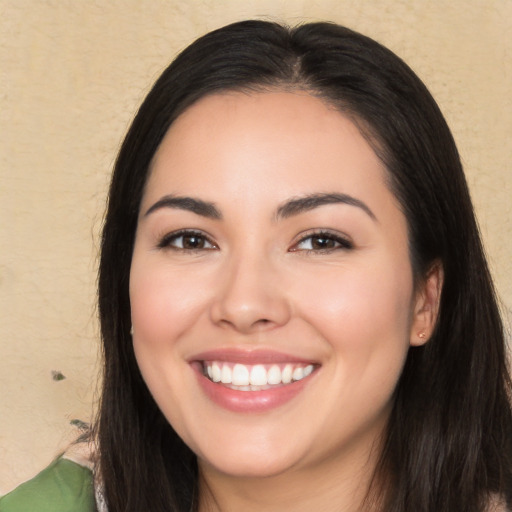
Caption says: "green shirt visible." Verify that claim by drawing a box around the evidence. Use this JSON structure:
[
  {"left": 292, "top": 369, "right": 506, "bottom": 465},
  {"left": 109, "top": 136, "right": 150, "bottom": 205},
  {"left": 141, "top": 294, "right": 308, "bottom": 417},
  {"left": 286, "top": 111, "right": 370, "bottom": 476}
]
[{"left": 0, "top": 458, "right": 95, "bottom": 512}]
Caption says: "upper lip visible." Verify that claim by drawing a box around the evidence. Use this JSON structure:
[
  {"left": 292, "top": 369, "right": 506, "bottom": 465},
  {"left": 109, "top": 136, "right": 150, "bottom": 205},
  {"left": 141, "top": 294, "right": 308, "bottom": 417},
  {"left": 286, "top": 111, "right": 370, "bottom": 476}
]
[{"left": 189, "top": 348, "right": 318, "bottom": 365}]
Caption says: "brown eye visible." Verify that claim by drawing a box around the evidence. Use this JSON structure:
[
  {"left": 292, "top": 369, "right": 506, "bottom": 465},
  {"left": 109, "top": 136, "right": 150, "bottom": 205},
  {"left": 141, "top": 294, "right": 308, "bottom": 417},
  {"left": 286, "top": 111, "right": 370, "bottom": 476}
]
[
  {"left": 310, "top": 236, "right": 337, "bottom": 250},
  {"left": 182, "top": 234, "right": 207, "bottom": 249},
  {"left": 291, "top": 231, "right": 353, "bottom": 252},
  {"left": 158, "top": 230, "right": 217, "bottom": 251}
]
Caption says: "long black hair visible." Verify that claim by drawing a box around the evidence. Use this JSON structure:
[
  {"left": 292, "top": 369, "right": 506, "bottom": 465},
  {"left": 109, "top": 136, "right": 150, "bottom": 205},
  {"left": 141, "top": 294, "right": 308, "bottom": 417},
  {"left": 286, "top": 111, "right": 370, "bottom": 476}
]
[{"left": 96, "top": 20, "right": 512, "bottom": 511}]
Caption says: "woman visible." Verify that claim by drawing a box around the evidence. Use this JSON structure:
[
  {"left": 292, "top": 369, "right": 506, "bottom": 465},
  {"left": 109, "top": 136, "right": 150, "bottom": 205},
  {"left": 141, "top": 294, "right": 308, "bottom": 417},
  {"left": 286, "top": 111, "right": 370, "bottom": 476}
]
[{"left": 2, "top": 19, "right": 511, "bottom": 512}]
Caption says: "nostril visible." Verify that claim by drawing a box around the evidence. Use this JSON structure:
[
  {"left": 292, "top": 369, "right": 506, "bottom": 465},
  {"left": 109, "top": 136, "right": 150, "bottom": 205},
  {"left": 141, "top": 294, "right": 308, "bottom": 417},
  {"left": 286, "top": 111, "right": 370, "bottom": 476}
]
[{"left": 250, "top": 318, "right": 275, "bottom": 331}]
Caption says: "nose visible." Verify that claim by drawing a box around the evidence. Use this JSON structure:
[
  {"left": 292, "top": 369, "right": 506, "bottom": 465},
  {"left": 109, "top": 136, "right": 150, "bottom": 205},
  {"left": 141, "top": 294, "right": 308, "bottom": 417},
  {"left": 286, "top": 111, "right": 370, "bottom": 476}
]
[{"left": 209, "top": 253, "right": 291, "bottom": 334}]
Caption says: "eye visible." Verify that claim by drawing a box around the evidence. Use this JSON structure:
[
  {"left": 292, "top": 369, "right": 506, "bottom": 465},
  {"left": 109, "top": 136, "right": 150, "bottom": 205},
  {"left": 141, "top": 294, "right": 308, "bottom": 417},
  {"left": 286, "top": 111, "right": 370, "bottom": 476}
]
[
  {"left": 290, "top": 231, "right": 353, "bottom": 252},
  {"left": 158, "top": 230, "right": 217, "bottom": 251}
]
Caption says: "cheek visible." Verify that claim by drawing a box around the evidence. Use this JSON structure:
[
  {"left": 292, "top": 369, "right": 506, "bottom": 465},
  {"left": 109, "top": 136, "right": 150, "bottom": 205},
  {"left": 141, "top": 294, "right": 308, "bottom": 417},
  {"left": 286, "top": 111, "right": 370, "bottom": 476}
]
[
  {"left": 294, "top": 259, "right": 414, "bottom": 372},
  {"left": 129, "top": 261, "right": 211, "bottom": 347},
  {"left": 129, "top": 261, "right": 208, "bottom": 431}
]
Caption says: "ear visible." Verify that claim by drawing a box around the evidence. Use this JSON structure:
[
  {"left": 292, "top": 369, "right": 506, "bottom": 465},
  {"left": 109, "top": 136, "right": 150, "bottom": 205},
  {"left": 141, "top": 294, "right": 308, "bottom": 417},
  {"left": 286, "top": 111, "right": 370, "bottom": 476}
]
[{"left": 410, "top": 261, "right": 444, "bottom": 346}]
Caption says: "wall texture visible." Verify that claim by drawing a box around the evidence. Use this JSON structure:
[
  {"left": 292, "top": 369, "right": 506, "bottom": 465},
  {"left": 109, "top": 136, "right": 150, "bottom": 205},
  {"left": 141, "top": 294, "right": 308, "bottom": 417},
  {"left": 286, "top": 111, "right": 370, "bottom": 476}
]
[{"left": 1, "top": 0, "right": 511, "bottom": 492}]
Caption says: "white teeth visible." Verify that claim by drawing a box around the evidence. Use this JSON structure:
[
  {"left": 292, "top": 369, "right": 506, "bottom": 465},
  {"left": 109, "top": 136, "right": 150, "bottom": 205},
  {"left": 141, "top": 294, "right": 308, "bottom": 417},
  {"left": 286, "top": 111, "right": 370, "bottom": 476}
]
[
  {"left": 267, "top": 365, "right": 281, "bottom": 385},
  {"left": 249, "top": 365, "right": 267, "bottom": 386},
  {"left": 211, "top": 362, "right": 221, "bottom": 382},
  {"left": 232, "top": 364, "right": 250, "bottom": 385},
  {"left": 221, "top": 365, "right": 232, "bottom": 384},
  {"left": 281, "top": 364, "right": 293, "bottom": 384},
  {"left": 292, "top": 367, "right": 304, "bottom": 381},
  {"left": 204, "top": 361, "right": 315, "bottom": 387}
]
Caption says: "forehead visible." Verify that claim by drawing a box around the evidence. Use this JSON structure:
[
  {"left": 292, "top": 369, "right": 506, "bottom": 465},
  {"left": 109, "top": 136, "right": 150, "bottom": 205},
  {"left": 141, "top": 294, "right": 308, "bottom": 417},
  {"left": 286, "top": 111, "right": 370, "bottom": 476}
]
[{"left": 145, "top": 91, "right": 393, "bottom": 212}]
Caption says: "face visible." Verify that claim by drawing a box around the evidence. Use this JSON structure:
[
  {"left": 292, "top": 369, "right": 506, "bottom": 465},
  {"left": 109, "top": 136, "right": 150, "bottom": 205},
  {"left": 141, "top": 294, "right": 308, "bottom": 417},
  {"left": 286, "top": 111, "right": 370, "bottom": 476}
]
[{"left": 129, "top": 91, "right": 433, "bottom": 481}]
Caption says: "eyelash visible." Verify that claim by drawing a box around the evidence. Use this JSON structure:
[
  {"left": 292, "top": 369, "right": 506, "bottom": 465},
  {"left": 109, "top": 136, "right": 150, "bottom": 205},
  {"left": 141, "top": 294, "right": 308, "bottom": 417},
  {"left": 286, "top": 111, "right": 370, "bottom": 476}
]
[
  {"left": 156, "top": 229, "right": 353, "bottom": 253},
  {"left": 157, "top": 230, "right": 217, "bottom": 252},
  {"left": 290, "top": 230, "right": 354, "bottom": 253}
]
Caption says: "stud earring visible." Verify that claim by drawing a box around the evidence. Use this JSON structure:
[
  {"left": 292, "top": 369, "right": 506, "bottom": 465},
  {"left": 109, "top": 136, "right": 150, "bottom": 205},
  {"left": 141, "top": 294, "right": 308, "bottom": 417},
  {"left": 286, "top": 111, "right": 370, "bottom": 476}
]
[{"left": 418, "top": 331, "right": 426, "bottom": 340}]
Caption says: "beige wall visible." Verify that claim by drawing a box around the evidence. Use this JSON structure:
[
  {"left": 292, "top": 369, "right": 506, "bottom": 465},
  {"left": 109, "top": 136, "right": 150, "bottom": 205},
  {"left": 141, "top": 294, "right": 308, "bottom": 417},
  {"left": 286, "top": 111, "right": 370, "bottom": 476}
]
[{"left": 1, "top": 0, "right": 511, "bottom": 492}]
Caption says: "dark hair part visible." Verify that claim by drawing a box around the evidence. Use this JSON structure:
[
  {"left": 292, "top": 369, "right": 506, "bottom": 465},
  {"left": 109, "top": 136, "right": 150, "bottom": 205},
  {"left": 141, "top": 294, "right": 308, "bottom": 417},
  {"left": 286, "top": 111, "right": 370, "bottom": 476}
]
[{"left": 97, "top": 20, "right": 512, "bottom": 511}]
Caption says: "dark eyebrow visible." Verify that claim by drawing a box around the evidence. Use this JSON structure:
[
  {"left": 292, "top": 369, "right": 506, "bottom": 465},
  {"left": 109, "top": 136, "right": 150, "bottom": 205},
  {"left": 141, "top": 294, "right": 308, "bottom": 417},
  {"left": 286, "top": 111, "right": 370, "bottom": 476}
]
[
  {"left": 275, "top": 193, "right": 376, "bottom": 221},
  {"left": 144, "top": 195, "right": 222, "bottom": 220}
]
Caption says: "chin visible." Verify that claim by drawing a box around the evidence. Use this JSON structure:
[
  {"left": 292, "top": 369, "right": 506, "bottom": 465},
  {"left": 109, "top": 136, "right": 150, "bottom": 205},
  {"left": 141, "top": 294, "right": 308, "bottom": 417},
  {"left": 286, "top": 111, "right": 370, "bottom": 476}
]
[
  {"left": 189, "top": 429, "right": 306, "bottom": 479},
  {"left": 199, "top": 452, "right": 299, "bottom": 479}
]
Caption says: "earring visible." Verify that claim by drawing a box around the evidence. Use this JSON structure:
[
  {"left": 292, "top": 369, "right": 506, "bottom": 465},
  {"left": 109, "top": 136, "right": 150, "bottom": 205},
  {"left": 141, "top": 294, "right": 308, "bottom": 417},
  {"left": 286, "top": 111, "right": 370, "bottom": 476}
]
[{"left": 418, "top": 331, "right": 426, "bottom": 340}]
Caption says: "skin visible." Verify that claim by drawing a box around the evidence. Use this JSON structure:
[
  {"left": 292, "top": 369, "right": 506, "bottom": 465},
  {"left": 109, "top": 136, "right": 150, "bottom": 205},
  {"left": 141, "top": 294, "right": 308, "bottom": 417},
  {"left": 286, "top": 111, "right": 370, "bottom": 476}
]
[{"left": 129, "top": 91, "right": 442, "bottom": 511}]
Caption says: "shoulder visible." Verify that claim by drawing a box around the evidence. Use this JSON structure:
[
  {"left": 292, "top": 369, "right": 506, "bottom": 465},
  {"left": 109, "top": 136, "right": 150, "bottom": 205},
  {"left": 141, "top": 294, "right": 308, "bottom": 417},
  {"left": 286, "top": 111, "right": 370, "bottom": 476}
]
[{"left": 0, "top": 456, "right": 95, "bottom": 512}]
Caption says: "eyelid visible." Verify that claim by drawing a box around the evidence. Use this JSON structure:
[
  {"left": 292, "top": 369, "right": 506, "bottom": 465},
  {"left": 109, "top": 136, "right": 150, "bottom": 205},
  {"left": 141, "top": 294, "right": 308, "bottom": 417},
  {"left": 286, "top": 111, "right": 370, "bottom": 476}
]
[{"left": 289, "top": 229, "right": 354, "bottom": 252}]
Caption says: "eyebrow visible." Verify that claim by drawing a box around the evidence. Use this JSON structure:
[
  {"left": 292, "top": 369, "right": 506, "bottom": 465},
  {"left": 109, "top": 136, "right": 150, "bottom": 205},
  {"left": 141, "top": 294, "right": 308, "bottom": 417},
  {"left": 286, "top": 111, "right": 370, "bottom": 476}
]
[
  {"left": 144, "top": 195, "right": 222, "bottom": 220},
  {"left": 275, "top": 193, "right": 376, "bottom": 221},
  {"left": 144, "top": 192, "right": 376, "bottom": 222}
]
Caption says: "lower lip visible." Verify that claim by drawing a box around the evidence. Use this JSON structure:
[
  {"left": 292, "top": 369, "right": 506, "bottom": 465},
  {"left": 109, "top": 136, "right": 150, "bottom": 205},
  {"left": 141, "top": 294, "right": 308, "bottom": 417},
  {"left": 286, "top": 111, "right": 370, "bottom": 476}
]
[{"left": 194, "top": 368, "right": 314, "bottom": 413}]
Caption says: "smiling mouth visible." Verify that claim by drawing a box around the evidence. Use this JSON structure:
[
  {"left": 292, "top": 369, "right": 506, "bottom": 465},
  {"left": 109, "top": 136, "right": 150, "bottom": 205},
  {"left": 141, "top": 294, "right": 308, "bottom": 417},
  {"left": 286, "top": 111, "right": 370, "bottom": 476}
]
[{"left": 202, "top": 361, "right": 316, "bottom": 391}]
